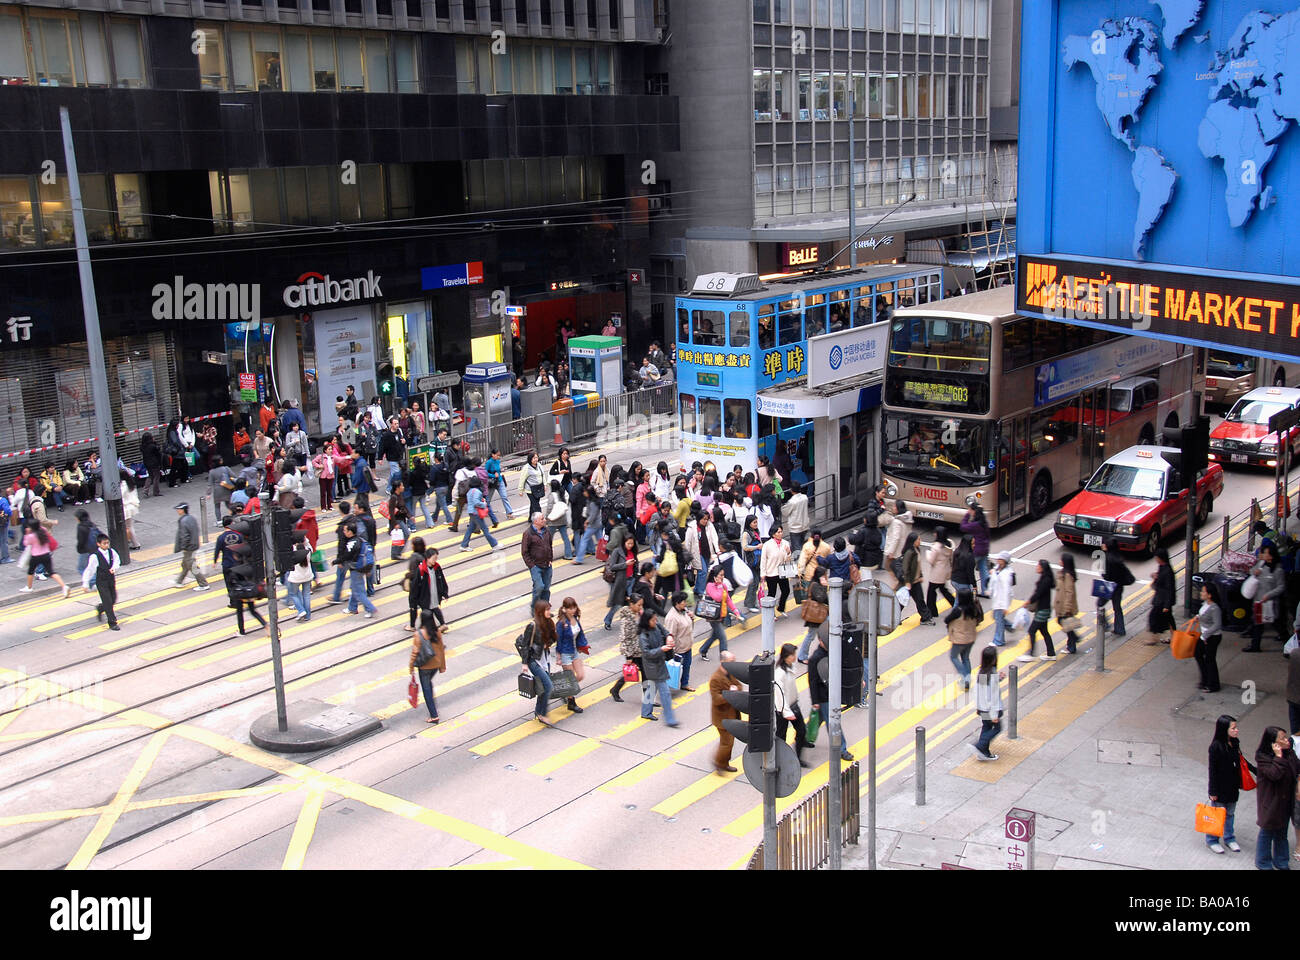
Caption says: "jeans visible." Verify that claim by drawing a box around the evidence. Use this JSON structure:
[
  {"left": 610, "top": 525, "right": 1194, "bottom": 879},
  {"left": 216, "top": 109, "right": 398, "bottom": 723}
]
[
  {"left": 331, "top": 563, "right": 347, "bottom": 602},
  {"left": 347, "top": 568, "right": 376, "bottom": 614},
  {"left": 976, "top": 555, "right": 990, "bottom": 593},
  {"left": 976, "top": 715, "right": 1002, "bottom": 756},
  {"left": 489, "top": 478, "right": 514, "bottom": 517},
  {"left": 798, "top": 627, "right": 817, "bottom": 662},
  {"left": 641, "top": 677, "right": 677, "bottom": 723},
  {"left": 288, "top": 581, "right": 311, "bottom": 620},
  {"left": 788, "top": 530, "right": 806, "bottom": 558},
  {"left": 432, "top": 486, "right": 454, "bottom": 524},
  {"left": 417, "top": 669, "right": 438, "bottom": 719},
  {"left": 460, "top": 513, "right": 499, "bottom": 549},
  {"left": 992, "top": 609, "right": 1007, "bottom": 646},
  {"left": 678, "top": 650, "right": 693, "bottom": 688},
  {"left": 529, "top": 564, "right": 553, "bottom": 612},
  {"left": 694, "top": 567, "right": 710, "bottom": 598},
  {"left": 1205, "top": 800, "right": 1236, "bottom": 846},
  {"left": 78, "top": 552, "right": 95, "bottom": 588},
  {"left": 700, "top": 619, "right": 728, "bottom": 657},
  {"left": 528, "top": 659, "right": 553, "bottom": 718},
  {"left": 0, "top": 527, "right": 9, "bottom": 562},
  {"left": 743, "top": 571, "right": 760, "bottom": 609},
  {"left": 574, "top": 525, "right": 599, "bottom": 563},
  {"left": 410, "top": 493, "right": 433, "bottom": 529},
  {"left": 1256, "top": 827, "right": 1290, "bottom": 869},
  {"left": 949, "top": 643, "right": 972, "bottom": 684},
  {"left": 550, "top": 525, "right": 573, "bottom": 558}
]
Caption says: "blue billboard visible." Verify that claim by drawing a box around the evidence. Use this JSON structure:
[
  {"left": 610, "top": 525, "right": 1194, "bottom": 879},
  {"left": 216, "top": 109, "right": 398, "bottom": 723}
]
[{"left": 1018, "top": 2, "right": 1300, "bottom": 361}]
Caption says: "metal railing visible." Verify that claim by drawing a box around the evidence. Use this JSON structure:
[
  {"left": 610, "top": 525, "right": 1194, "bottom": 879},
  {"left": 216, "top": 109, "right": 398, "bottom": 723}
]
[
  {"left": 747, "top": 761, "right": 860, "bottom": 870},
  {"left": 801, "top": 473, "right": 838, "bottom": 529}
]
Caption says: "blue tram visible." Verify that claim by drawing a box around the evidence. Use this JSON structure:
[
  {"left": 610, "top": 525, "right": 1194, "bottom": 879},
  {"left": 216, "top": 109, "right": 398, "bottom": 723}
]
[{"left": 674, "top": 265, "right": 945, "bottom": 483}]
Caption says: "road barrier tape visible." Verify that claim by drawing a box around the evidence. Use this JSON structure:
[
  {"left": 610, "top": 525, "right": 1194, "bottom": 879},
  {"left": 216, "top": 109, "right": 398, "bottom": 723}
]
[{"left": 0, "top": 411, "right": 234, "bottom": 462}]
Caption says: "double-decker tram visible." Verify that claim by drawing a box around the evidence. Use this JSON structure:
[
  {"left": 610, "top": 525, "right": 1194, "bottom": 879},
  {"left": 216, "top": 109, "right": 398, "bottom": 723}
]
[{"left": 675, "top": 264, "right": 944, "bottom": 499}]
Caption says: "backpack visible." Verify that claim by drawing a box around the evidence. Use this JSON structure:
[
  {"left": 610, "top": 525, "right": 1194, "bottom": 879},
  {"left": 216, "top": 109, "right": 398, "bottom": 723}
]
[
  {"left": 18, "top": 491, "right": 34, "bottom": 520},
  {"left": 455, "top": 473, "right": 471, "bottom": 499},
  {"left": 356, "top": 537, "right": 375, "bottom": 572},
  {"left": 513, "top": 622, "right": 535, "bottom": 663}
]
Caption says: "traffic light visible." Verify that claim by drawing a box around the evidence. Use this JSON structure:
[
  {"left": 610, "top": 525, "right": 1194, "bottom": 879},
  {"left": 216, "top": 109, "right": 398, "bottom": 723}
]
[
  {"left": 377, "top": 361, "right": 394, "bottom": 395},
  {"left": 721, "top": 653, "right": 775, "bottom": 753},
  {"left": 229, "top": 516, "right": 265, "bottom": 580},
  {"left": 1183, "top": 415, "right": 1210, "bottom": 475},
  {"left": 272, "top": 507, "right": 309, "bottom": 574}
]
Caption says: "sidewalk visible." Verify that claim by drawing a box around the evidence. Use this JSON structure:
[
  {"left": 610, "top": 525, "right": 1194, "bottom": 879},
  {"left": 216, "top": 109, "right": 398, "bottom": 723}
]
[
  {"left": 846, "top": 621, "right": 1291, "bottom": 870},
  {"left": 0, "top": 425, "right": 682, "bottom": 605}
]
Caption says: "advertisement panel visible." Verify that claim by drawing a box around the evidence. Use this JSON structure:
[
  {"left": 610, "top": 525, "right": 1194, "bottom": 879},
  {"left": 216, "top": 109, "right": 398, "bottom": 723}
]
[
  {"left": 314, "top": 306, "right": 376, "bottom": 435},
  {"left": 807, "top": 322, "right": 889, "bottom": 387}
]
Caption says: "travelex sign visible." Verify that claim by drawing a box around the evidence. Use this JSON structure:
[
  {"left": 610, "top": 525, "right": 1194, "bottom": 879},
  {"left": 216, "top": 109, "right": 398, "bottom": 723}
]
[
  {"left": 283, "top": 270, "right": 382, "bottom": 308},
  {"left": 421, "top": 261, "right": 485, "bottom": 290},
  {"left": 1018, "top": 255, "right": 1300, "bottom": 361}
]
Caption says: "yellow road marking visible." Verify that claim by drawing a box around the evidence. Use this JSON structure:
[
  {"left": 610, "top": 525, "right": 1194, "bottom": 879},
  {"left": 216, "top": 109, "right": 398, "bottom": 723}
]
[
  {"left": 528, "top": 740, "right": 603, "bottom": 776},
  {"left": 597, "top": 728, "right": 719, "bottom": 793},
  {"left": 282, "top": 787, "right": 326, "bottom": 870},
  {"left": 65, "top": 730, "right": 169, "bottom": 869}
]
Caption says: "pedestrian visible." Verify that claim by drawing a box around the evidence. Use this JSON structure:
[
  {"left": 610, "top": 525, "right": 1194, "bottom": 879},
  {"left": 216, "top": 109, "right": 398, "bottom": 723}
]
[
  {"left": 74, "top": 509, "right": 98, "bottom": 588},
  {"left": 340, "top": 520, "right": 377, "bottom": 618},
  {"left": 404, "top": 535, "right": 429, "bottom": 629},
  {"left": 573, "top": 484, "right": 602, "bottom": 564},
  {"left": 544, "top": 480, "right": 574, "bottom": 559},
  {"left": 523, "top": 600, "right": 559, "bottom": 726},
  {"left": 1195, "top": 582, "right": 1224, "bottom": 692},
  {"left": 428, "top": 451, "right": 454, "bottom": 526},
  {"left": 555, "top": 596, "right": 588, "bottom": 714},
  {"left": 960, "top": 504, "right": 992, "bottom": 595},
  {"left": 286, "top": 553, "right": 314, "bottom": 621},
  {"left": 710, "top": 650, "right": 742, "bottom": 773},
  {"left": 1053, "top": 553, "right": 1082, "bottom": 654},
  {"left": 783, "top": 481, "right": 810, "bottom": 557},
  {"left": 1254, "top": 725, "right": 1300, "bottom": 869},
  {"left": 81, "top": 532, "right": 121, "bottom": 630},
  {"left": 989, "top": 550, "right": 1014, "bottom": 647},
  {"left": 412, "top": 543, "right": 450, "bottom": 630},
  {"left": 739, "top": 515, "right": 763, "bottom": 612},
  {"left": 1102, "top": 539, "right": 1136, "bottom": 638},
  {"left": 635, "top": 609, "right": 678, "bottom": 725},
  {"left": 140, "top": 432, "right": 163, "bottom": 498},
  {"left": 165, "top": 418, "right": 191, "bottom": 486},
  {"left": 409, "top": 611, "right": 447, "bottom": 724},
  {"left": 1246, "top": 544, "right": 1286, "bottom": 652},
  {"left": 226, "top": 566, "right": 267, "bottom": 635},
  {"left": 386, "top": 481, "right": 413, "bottom": 553},
  {"left": 944, "top": 589, "right": 982, "bottom": 691},
  {"left": 484, "top": 447, "right": 515, "bottom": 520},
  {"left": 1147, "top": 548, "right": 1176, "bottom": 642},
  {"left": 1021, "top": 557, "right": 1056, "bottom": 661},
  {"left": 760, "top": 523, "right": 793, "bottom": 616},
  {"left": 169, "top": 503, "right": 211, "bottom": 591},
  {"left": 883, "top": 499, "right": 914, "bottom": 579},
  {"left": 1205, "top": 714, "right": 1251, "bottom": 855},
  {"left": 19, "top": 520, "right": 68, "bottom": 595},
  {"left": 459, "top": 479, "right": 500, "bottom": 553},
  {"left": 807, "top": 633, "right": 854, "bottom": 761},
  {"left": 972, "top": 644, "right": 1005, "bottom": 760},
  {"left": 608, "top": 594, "right": 645, "bottom": 703},
  {"left": 521, "top": 510, "right": 554, "bottom": 613},
  {"left": 699, "top": 565, "right": 741, "bottom": 660},
  {"left": 899, "top": 531, "right": 930, "bottom": 624},
  {"left": 799, "top": 529, "right": 832, "bottom": 594},
  {"left": 852, "top": 508, "right": 885, "bottom": 570},
  {"left": 122, "top": 474, "right": 142, "bottom": 550},
  {"left": 775, "top": 643, "right": 810, "bottom": 767},
  {"left": 209, "top": 455, "right": 235, "bottom": 520},
  {"left": 664, "top": 590, "right": 695, "bottom": 692},
  {"left": 603, "top": 534, "right": 638, "bottom": 631},
  {"left": 797, "top": 571, "right": 830, "bottom": 663},
  {"left": 312, "top": 445, "right": 335, "bottom": 511},
  {"left": 519, "top": 451, "right": 546, "bottom": 519},
  {"left": 924, "top": 527, "right": 956, "bottom": 619}
]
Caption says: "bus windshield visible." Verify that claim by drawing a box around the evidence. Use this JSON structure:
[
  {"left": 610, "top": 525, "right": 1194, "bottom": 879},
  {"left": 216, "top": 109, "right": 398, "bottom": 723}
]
[
  {"left": 1225, "top": 397, "right": 1289, "bottom": 425},
  {"left": 889, "top": 316, "right": 992, "bottom": 374},
  {"left": 882, "top": 411, "right": 993, "bottom": 483},
  {"left": 1085, "top": 464, "right": 1165, "bottom": 500},
  {"left": 1207, "top": 354, "right": 1256, "bottom": 377}
]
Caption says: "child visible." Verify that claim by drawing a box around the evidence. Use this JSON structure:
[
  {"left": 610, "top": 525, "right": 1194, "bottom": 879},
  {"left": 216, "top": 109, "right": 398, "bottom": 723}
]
[{"left": 81, "top": 532, "right": 121, "bottom": 630}]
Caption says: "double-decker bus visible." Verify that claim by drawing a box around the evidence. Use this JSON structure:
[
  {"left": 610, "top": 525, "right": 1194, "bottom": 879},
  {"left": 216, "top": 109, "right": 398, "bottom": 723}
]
[
  {"left": 1205, "top": 352, "right": 1300, "bottom": 407},
  {"left": 674, "top": 264, "right": 945, "bottom": 482},
  {"left": 880, "top": 287, "right": 1203, "bottom": 527}
]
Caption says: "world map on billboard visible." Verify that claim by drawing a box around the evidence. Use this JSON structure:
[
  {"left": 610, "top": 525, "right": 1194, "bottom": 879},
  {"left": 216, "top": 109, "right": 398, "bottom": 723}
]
[{"left": 1055, "top": 1, "right": 1300, "bottom": 272}]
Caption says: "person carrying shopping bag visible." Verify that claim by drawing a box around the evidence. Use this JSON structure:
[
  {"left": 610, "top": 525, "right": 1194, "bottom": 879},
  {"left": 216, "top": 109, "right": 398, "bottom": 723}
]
[{"left": 409, "top": 612, "right": 447, "bottom": 723}]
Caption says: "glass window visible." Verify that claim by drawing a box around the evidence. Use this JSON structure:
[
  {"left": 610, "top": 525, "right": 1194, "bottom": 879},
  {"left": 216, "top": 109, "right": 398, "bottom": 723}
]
[
  {"left": 393, "top": 35, "right": 417, "bottom": 92},
  {"left": 754, "top": 69, "right": 772, "bottom": 119},
  {"left": 774, "top": 0, "right": 791, "bottom": 22},
  {"left": 948, "top": 0, "right": 960, "bottom": 33},
  {"left": 524, "top": 157, "right": 544, "bottom": 205},
  {"left": 902, "top": 0, "right": 915, "bottom": 31},
  {"left": 676, "top": 307, "right": 690, "bottom": 345},
  {"left": 80, "top": 14, "right": 109, "bottom": 86},
  {"left": 692, "top": 309, "right": 725, "bottom": 346},
  {"left": 729, "top": 311, "right": 751, "bottom": 348},
  {"left": 537, "top": 44, "right": 554, "bottom": 93},
  {"left": 724, "top": 400, "right": 752, "bottom": 439},
  {"left": 285, "top": 33, "right": 310, "bottom": 91},
  {"left": 113, "top": 173, "right": 148, "bottom": 240},
  {"left": 312, "top": 34, "right": 336, "bottom": 90},
  {"left": 337, "top": 35, "right": 363, "bottom": 90},
  {"left": 885, "top": 0, "right": 899, "bottom": 29},
  {"left": 0, "top": 178, "right": 35, "bottom": 248},
  {"left": 496, "top": 43, "right": 512, "bottom": 92},
  {"left": 883, "top": 411, "right": 993, "bottom": 480},
  {"left": 80, "top": 173, "right": 113, "bottom": 242},
  {"left": 512, "top": 44, "right": 534, "bottom": 94},
  {"left": 32, "top": 15, "right": 75, "bottom": 86},
  {"left": 778, "top": 299, "right": 802, "bottom": 346},
  {"left": 546, "top": 156, "right": 564, "bottom": 202},
  {"left": 962, "top": 75, "right": 974, "bottom": 116},
  {"left": 885, "top": 75, "right": 899, "bottom": 117},
  {"left": 366, "top": 36, "right": 389, "bottom": 92},
  {"left": 813, "top": 72, "right": 830, "bottom": 119},
  {"left": 554, "top": 46, "right": 572, "bottom": 93},
  {"left": 833, "top": 73, "right": 848, "bottom": 120},
  {"left": 0, "top": 10, "right": 28, "bottom": 84},
  {"left": 869, "top": 0, "right": 883, "bottom": 27},
  {"left": 963, "top": 0, "right": 975, "bottom": 36},
  {"left": 975, "top": 0, "right": 987, "bottom": 36},
  {"left": 816, "top": 0, "right": 829, "bottom": 26},
  {"left": 251, "top": 168, "right": 282, "bottom": 227},
  {"left": 208, "top": 171, "right": 229, "bottom": 233},
  {"left": 852, "top": 73, "right": 866, "bottom": 118},
  {"left": 109, "top": 19, "right": 145, "bottom": 88},
  {"left": 868, "top": 76, "right": 882, "bottom": 118},
  {"left": 575, "top": 45, "right": 592, "bottom": 94},
  {"left": 757, "top": 305, "right": 776, "bottom": 350},
  {"left": 37, "top": 178, "right": 72, "bottom": 246},
  {"left": 806, "top": 294, "right": 829, "bottom": 338},
  {"left": 932, "top": 0, "right": 945, "bottom": 33},
  {"left": 699, "top": 397, "right": 723, "bottom": 437},
  {"left": 680, "top": 393, "right": 697, "bottom": 434},
  {"left": 901, "top": 75, "right": 915, "bottom": 118},
  {"left": 476, "top": 42, "right": 494, "bottom": 94},
  {"left": 229, "top": 30, "right": 254, "bottom": 91},
  {"left": 597, "top": 47, "right": 612, "bottom": 93},
  {"left": 389, "top": 164, "right": 414, "bottom": 219}
]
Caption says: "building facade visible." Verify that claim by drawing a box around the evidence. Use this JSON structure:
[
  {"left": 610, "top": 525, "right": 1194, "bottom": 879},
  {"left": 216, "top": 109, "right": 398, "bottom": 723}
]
[{"left": 0, "top": 0, "right": 676, "bottom": 463}]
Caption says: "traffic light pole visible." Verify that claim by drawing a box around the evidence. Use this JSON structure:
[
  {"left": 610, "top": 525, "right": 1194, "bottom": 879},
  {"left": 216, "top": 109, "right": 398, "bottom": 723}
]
[
  {"left": 760, "top": 596, "right": 778, "bottom": 870},
  {"left": 828, "top": 577, "right": 844, "bottom": 870},
  {"left": 866, "top": 577, "right": 880, "bottom": 871},
  {"left": 262, "top": 497, "right": 288, "bottom": 733},
  {"left": 1184, "top": 365, "right": 1199, "bottom": 618}
]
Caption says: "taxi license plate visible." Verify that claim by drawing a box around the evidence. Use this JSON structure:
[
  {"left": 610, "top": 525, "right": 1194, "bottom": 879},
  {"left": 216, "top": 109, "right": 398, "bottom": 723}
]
[
  {"left": 1231, "top": 454, "right": 1248, "bottom": 463},
  {"left": 1083, "top": 534, "right": 1103, "bottom": 546},
  {"left": 916, "top": 510, "right": 944, "bottom": 520}
]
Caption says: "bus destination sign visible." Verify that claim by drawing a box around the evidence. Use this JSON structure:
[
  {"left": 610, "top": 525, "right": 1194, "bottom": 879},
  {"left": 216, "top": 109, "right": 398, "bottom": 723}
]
[
  {"left": 903, "top": 380, "right": 969, "bottom": 407},
  {"left": 1017, "top": 255, "right": 1300, "bottom": 362}
]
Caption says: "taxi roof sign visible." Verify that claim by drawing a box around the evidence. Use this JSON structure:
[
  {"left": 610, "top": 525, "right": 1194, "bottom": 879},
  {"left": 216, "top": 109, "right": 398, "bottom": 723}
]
[{"left": 1135, "top": 450, "right": 1153, "bottom": 458}]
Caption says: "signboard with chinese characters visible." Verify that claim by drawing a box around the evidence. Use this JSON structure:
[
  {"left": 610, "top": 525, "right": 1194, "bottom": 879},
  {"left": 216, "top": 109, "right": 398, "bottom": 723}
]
[
  {"left": 902, "top": 380, "right": 970, "bottom": 407},
  {"left": 1005, "top": 807, "right": 1036, "bottom": 871},
  {"left": 1031, "top": 333, "right": 1178, "bottom": 408},
  {"left": 807, "top": 322, "right": 889, "bottom": 387}
]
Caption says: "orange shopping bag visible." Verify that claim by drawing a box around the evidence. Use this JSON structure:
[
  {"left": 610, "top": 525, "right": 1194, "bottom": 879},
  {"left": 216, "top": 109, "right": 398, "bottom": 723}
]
[
  {"left": 1170, "top": 619, "right": 1199, "bottom": 660},
  {"left": 1194, "top": 802, "right": 1226, "bottom": 835}
]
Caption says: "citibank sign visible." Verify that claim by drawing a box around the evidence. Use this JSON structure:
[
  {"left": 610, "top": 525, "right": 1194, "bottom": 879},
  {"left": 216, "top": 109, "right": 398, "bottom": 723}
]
[{"left": 283, "top": 270, "right": 383, "bottom": 308}]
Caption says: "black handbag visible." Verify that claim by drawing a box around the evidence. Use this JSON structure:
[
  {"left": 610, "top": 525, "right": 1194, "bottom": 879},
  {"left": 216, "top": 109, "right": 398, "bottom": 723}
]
[
  {"left": 517, "top": 671, "right": 537, "bottom": 698},
  {"left": 695, "top": 597, "right": 722, "bottom": 620}
]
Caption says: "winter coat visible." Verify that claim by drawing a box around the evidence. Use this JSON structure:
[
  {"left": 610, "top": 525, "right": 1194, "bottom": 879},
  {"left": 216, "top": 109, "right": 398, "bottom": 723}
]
[
  {"left": 174, "top": 513, "right": 200, "bottom": 552},
  {"left": 783, "top": 493, "right": 810, "bottom": 534},
  {"left": 883, "top": 511, "right": 914, "bottom": 558},
  {"left": 852, "top": 516, "right": 883, "bottom": 567},
  {"left": 607, "top": 546, "right": 636, "bottom": 608},
  {"left": 800, "top": 539, "right": 832, "bottom": 580},
  {"left": 759, "top": 537, "right": 792, "bottom": 578},
  {"left": 818, "top": 548, "right": 855, "bottom": 581},
  {"left": 959, "top": 516, "right": 991, "bottom": 557},
  {"left": 1208, "top": 737, "right": 1249, "bottom": 805},
  {"left": 1254, "top": 747, "right": 1300, "bottom": 830},
  {"left": 990, "top": 564, "right": 1015, "bottom": 611},
  {"left": 638, "top": 625, "right": 671, "bottom": 682},
  {"left": 952, "top": 549, "right": 976, "bottom": 588},
  {"left": 944, "top": 601, "right": 983, "bottom": 646},
  {"left": 1054, "top": 572, "right": 1079, "bottom": 619},
  {"left": 900, "top": 546, "right": 921, "bottom": 586},
  {"left": 924, "top": 541, "right": 953, "bottom": 585},
  {"left": 520, "top": 523, "right": 553, "bottom": 568}
]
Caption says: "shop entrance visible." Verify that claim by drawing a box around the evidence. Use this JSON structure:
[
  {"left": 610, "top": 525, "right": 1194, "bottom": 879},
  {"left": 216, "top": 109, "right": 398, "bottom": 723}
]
[{"left": 837, "top": 409, "right": 878, "bottom": 518}]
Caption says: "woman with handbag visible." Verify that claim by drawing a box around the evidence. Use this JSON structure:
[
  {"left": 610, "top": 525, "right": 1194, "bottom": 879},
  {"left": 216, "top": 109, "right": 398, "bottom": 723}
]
[
  {"left": 1102, "top": 539, "right": 1136, "bottom": 637},
  {"left": 760, "top": 524, "right": 794, "bottom": 616},
  {"left": 944, "top": 589, "right": 982, "bottom": 690},
  {"left": 1205, "top": 715, "right": 1252, "bottom": 854},
  {"left": 523, "top": 600, "right": 560, "bottom": 726},
  {"left": 404, "top": 536, "right": 430, "bottom": 631},
  {"left": 973, "top": 645, "right": 1005, "bottom": 761},
  {"left": 608, "top": 594, "right": 645, "bottom": 703},
  {"left": 665, "top": 591, "right": 696, "bottom": 692},
  {"left": 797, "top": 572, "right": 830, "bottom": 662},
  {"left": 637, "top": 609, "right": 679, "bottom": 725},
  {"left": 1054, "top": 553, "right": 1082, "bottom": 654},
  {"left": 699, "top": 566, "right": 741, "bottom": 661},
  {"left": 740, "top": 515, "right": 763, "bottom": 613},
  {"left": 1254, "top": 725, "right": 1300, "bottom": 868},
  {"left": 1020, "top": 558, "right": 1056, "bottom": 661},
  {"left": 544, "top": 480, "right": 574, "bottom": 559},
  {"left": 553, "top": 596, "right": 587, "bottom": 714},
  {"left": 519, "top": 452, "right": 547, "bottom": 519},
  {"left": 603, "top": 535, "right": 638, "bottom": 631},
  {"left": 1195, "top": 582, "right": 1224, "bottom": 692},
  {"left": 409, "top": 612, "right": 448, "bottom": 723},
  {"left": 1246, "top": 545, "right": 1286, "bottom": 652},
  {"left": 900, "top": 532, "right": 930, "bottom": 625},
  {"left": 654, "top": 532, "right": 685, "bottom": 597},
  {"left": 19, "top": 520, "right": 69, "bottom": 596},
  {"left": 775, "top": 643, "right": 810, "bottom": 768}
]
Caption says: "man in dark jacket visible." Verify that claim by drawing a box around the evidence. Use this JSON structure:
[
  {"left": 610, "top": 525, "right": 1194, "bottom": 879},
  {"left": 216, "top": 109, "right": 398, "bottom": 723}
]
[
  {"left": 326, "top": 501, "right": 353, "bottom": 604},
  {"left": 1146, "top": 548, "right": 1176, "bottom": 642},
  {"left": 342, "top": 385, "right": 360, "bottom": 424},
  {"left": 74, "top": 509, "right": 99, "bottom": 588},
  {"left": 380, "top": 417, "right": 407, "bottom": 468},
  {"left": 354, "top": 496, "right": 378, "bottom": 596},
  {"left": 808, "top": 632, "right": 854, "bottom": 762},
  {"left": 521, "top": 512, "right": 554, "bottom": 615},
  {"left": 851, "top": 509, "right": 884, "bottom": 568},
  {"left": 172, "top": 502, "right": 211, "bottom": 591}
]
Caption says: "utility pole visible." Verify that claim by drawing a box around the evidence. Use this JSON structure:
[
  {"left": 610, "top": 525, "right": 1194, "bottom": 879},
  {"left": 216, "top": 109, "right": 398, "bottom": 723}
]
[
  {"left": 261, "top": 496, "right": 288, "bottom": 733},
  {"left": 847, "top": 0, "right": 855, "bottom": 269},
  {"left": 828, "top": 576, "right": 844, "bottom": 869},
  {"left": 60, "top": 106, "right": 128, "bottom": 564},
  {"left": 866, "top": 577, "right": 880, "bottom": 870},
  {"left": 760, "top": 597, "right": 777, "bottom": 869}
]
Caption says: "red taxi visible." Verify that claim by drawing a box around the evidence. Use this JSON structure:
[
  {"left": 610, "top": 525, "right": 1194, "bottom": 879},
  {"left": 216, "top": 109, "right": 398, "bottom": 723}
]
[
  {"left": 1054, "top": 445, "right": 1224, "bottom": 555},
  {"left": 1208, "top": 386, "right": 1300, "bottom": 469}
]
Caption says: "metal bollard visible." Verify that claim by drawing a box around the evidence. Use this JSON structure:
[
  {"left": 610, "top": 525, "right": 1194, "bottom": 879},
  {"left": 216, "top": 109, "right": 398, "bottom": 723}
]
[
  {"left": 915, "top": 726, "right": 926, "bottom": 806},
  {"left": 1007, "top": 664, "right": 1019, "bottom": 740},
  {"left": 1095, "top": 599, "right": 1107, "bottom": 673},
  {"left": 1221, "top": 515, "right": 1229, "bottom": 560},
  {"left": 199, "top": 495, "right": 208, "bottom": 544}
]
